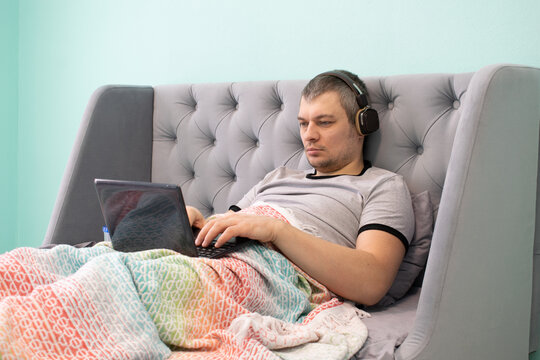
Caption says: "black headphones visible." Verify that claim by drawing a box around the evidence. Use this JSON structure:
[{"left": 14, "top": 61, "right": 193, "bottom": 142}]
[{"left": 319, "top": 71, "right": 379, "bottom": 136}]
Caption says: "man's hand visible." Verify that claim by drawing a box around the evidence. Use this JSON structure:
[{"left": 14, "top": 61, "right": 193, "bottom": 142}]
[
  {"left": 194, "top": 212, "right": 285, "bottom": 248},
  {"left": 186, "top": 206, "right": 206, "bottom": 229}
]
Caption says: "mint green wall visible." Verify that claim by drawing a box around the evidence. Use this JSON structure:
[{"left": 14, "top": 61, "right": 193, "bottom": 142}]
[
  {"left": 0, "top": 0, "right": 18, "bottom": 254},
  {"left": 2, "top": 0, "right": 540, "bottom": 357}
]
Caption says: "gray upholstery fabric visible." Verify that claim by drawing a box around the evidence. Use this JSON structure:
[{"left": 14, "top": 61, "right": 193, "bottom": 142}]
[
  {"left": 44, "top": 86, "right": 154, "bottom": 245},
  {"left": 150, "top": 75, "right": 471, "bottom": 218},
  {"left": 533, "top": 141, "right": 540, "bottom": 353},
  {"left": 151, "top": 81, "right": 311, "bottom": 216},
  {"left": 45, "top": 64, "right": 540, "bottom": 359},
  {"left": 357, "top": 287, "right": 422, "bottom": 360},
  {"left": 396, "top": 64, "right": 540, "bottom": 359}
]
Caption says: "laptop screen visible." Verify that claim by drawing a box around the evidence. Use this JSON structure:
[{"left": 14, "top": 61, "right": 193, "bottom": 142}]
[{"left": 94, "top": 179, "right": 198, "bottom": 256}]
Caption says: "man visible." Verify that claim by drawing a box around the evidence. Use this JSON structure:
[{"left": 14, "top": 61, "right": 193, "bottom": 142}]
[{"left": 188, "top": 70, "right": 414, "bottom": 306}]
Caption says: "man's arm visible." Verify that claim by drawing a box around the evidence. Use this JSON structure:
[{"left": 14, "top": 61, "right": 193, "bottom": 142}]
[
  {"left": 186, "top": 206, "right": 206, "bottom": 229},
  {"left": 273, "top": 225, "right": 405, "bottom": 305},
  {"left": 195, "top": 212, "right": 405, "bottom": 306}
]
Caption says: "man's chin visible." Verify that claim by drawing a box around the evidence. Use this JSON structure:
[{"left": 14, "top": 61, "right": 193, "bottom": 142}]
[
  {"left": 306, "top": 158, "right": 320, "bottom": 168},
  {"left": 307, "top": 159, "right": 330, "bottom": 172}
]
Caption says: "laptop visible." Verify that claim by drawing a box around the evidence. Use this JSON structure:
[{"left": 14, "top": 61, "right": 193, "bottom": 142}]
[{"left": 94, "top": 179, "right": 251, "bottom": 258}]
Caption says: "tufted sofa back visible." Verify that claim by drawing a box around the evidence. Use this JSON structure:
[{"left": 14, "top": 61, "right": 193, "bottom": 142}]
[{"left": 151, "top": 73, "right": 472, "bottom": 217}]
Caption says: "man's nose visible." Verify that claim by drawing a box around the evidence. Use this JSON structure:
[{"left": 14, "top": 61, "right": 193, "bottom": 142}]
[{"left": 303, "top": 123, "right": 318, "bottom": 141}]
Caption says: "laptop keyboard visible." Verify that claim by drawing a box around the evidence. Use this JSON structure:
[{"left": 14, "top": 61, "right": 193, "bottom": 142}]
[
  {"left": 196, "top": 241, "right": 241, "bottom": 258},
  {"left": 195, "top": 236, "right": 254, "bottom": 258}
]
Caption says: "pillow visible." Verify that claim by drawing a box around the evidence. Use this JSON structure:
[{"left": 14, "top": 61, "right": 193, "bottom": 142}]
[{"left": 376, "top": 190, "right": 434, "bottom": 307}]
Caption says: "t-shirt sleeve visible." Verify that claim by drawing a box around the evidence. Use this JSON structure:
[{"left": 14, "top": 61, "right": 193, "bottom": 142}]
[
  {"left": 236, "top": 185, "right": 257, "bottom": 209},
  {"left": 358, "top": 175, "right": 415, "bottom": 250}
]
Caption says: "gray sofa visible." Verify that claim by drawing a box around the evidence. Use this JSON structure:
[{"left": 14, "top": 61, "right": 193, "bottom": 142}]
[{"left": 43, "top": 64, "right": 540, "bottom": 359}]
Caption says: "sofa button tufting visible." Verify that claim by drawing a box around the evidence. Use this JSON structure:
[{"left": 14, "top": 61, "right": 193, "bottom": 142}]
[
  {"left": 235, "top": 103, "right": 239, "bottom": 110},
  {"left": 280, "top": 103, "right": 284, "bottom": 111},
  {"left": 388, "top": 102, "right": 394, "bottom": 110},
  {"left": 416, "top": 146, "right": 424, "bottom": 155},
  {"left": 453, "top": 100, "right": 460, "bottom": 109}
]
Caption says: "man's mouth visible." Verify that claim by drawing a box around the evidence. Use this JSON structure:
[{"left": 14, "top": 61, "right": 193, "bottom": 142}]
[{"left": 306, "top": 147, "right": 323, "bottom": 155}]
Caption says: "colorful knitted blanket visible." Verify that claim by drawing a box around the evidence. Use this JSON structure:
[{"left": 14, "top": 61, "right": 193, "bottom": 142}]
[{"left": 0, "top": 242, "right": 368, "bottom": 359}]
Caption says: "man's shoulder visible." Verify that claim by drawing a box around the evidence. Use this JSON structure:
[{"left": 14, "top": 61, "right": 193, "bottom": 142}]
[
  {"left": 259, "top": 166, "right": 309, "bottom": 184},
  {"left": 354, "top": 165, "right": 408, "bottom": 192},
  {"left": 269, "top": 166, "right": 309, "bottom": 177},
  {"left": 365, "top": 165, "right": 403, "bottom": 180}
]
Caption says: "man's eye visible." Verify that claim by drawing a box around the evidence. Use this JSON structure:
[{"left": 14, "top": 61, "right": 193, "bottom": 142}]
[{"left": 299, "top": 122, "right": 308, "bottom": 128}]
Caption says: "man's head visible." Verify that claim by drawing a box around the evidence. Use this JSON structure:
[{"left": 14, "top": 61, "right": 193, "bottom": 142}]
[
  {"left": 298, "top": 70, "right": 372, "bottom": 176},
  {"left": 302, "top": 70, "right": 372, "bottom": 130}
]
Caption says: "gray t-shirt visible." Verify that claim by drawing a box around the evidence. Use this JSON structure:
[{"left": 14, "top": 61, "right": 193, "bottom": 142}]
[{"left": 235, "top": 163, "right": 414, "bottom": 249}]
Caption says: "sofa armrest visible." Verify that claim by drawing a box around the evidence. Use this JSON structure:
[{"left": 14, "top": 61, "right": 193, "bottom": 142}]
[
  {"left": 43, "top": 85, "right": 154, "bottom": 246},
  {"left": 397, "top": 64, "right": 540, "bottom": 359}
]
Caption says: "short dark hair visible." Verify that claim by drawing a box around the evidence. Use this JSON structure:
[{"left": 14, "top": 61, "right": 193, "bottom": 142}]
[{"left": 302, "top": 70, "right": 370, "bottom": 125}]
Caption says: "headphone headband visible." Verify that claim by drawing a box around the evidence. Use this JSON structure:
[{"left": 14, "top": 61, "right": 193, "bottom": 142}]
[
  {"left": 317, "top": 70, "right": 379, "bottom": 136},
  {"left": 319, "top": 71, "right": 369, "bottom": 109}
]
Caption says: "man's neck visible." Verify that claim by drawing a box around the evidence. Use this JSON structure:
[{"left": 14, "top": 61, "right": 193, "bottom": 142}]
[{"left": 313, "top": 160, "right": 365, "bottom": 177}]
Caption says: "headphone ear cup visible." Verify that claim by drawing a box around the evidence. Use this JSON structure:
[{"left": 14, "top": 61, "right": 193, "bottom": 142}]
[{"left": 355, "top": 108, "right": 379, "bottom": 135}]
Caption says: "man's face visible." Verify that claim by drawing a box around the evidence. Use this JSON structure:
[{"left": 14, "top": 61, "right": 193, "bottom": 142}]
[{"left": 297, "top": 91, "right": 364, "bottom": 176}]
